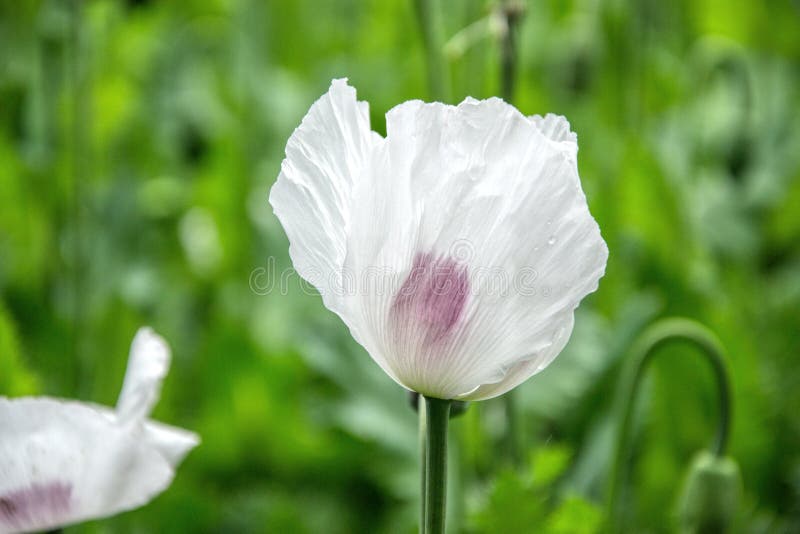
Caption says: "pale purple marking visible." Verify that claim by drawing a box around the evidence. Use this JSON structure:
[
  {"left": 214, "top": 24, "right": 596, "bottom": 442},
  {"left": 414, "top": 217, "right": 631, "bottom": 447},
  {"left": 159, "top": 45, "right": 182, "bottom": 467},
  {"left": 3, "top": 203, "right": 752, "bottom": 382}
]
[
  {"left": 391, "top": 253, "right": 469, "bottom": 343},
  {"left": 0, "top": 481, "right": 72, "bottom": 529}
]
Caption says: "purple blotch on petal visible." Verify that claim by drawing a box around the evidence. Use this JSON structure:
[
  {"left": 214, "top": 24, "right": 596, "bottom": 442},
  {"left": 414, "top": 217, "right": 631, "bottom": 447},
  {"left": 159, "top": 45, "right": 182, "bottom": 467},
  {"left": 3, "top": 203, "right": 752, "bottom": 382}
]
[
  {"left": 0, "top": 481, "right": 72, "bottom": 530},
  {"left": 391, "top": 253, "right": 469, "bottom": 343}
]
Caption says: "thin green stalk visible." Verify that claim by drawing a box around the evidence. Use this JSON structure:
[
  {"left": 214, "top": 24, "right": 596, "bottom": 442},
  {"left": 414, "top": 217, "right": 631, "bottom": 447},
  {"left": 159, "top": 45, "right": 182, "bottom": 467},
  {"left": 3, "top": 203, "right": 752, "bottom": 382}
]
[
  {"left": 413, "top": 0, "right": 447, "bottom": 101},
  {"left": 606, "top": 318, "right": 733, "bottom": 533},
  {"left": 499, "top": 1, "right": 524, "bottom": 103},
  {"left": 423, "top": 396, "right": 451, "bottom": 534},
  {"left": 498, "top": 0, "right": 525, "bottom": 469},
  {"left": 502, "top": 390, "right": 521, "bottom": 466},
  {"left": 419, "top": 397, "right": 427, "bottom": 532}
]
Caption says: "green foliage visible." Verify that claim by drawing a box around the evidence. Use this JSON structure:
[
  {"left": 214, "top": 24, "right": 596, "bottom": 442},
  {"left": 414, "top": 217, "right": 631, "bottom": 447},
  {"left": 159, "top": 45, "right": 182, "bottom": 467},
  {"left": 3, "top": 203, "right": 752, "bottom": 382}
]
[
  {"left": 1, "top": 0, "right": 799, "bottom": 532},
  {"left": 469, "top": 445, "right": 602, "bottom": 534},
  {"left": 0, "top": 300, "right": 39, "bottom": 395}
]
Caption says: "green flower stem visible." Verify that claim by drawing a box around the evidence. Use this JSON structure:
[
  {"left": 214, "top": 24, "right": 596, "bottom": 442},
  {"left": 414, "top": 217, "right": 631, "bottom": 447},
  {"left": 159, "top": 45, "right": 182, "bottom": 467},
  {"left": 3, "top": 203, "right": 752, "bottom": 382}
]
[
  {"left": 412, "top": 0, "right": 447, "bottom": 101},
  {"left": 606, "top": 317, "right": 733, "bottom": 533},
  {"left": 423, "top": 396, "right": 452, "bottom": 534},
  {"left": 419, "top": 397, "right": 427, "bottom": 531}
]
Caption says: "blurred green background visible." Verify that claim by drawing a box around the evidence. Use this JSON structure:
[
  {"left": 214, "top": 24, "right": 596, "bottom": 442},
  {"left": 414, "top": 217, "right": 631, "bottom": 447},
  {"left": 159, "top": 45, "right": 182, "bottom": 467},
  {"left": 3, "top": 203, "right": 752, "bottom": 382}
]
[{"left": 1, "top": 0, "right": 799, "bottom": 532}]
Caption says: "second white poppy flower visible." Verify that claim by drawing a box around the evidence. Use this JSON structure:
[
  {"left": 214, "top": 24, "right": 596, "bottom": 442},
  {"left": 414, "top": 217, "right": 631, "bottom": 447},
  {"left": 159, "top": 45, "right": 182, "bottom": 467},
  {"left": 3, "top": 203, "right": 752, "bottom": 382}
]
[{"left": 0, "top": 328, "right": 198, "bottom": 533}]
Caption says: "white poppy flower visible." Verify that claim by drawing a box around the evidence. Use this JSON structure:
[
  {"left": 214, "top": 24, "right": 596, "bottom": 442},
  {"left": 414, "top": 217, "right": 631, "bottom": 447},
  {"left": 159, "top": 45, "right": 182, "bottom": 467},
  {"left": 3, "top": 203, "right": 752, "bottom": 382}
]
[
  {"left": 0, "top": 328, "right": 199, "bottom": 533},
  {"left": 270, "top": 79, "right": 608, "bottom": 401}
]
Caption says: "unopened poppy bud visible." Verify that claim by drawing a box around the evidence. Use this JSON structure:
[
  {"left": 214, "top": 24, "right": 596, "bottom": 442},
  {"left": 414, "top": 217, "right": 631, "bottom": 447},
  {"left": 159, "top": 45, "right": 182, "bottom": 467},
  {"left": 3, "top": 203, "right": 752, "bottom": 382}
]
[{"left": 676, "top": 450, "right": 741, "bottom": 533}]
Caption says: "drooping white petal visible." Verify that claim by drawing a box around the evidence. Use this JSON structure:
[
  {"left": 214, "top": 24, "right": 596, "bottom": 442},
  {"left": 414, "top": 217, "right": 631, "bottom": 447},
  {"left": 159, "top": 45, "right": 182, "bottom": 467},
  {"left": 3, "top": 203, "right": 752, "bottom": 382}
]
[
  {"left": 142, "top": 420, "right": 200, "bottom": 466},
  {"left": 0, "top": 329, "right": 198, "bottom": 533},
  {"left": 116, "top": 327, "right": 170, "bottom": 422},
  {"left": 0, "top": 399, "right": 177, "bottom": 533},
  {"left": 269, "top": 78, "right": 379, "bottom": 316}
]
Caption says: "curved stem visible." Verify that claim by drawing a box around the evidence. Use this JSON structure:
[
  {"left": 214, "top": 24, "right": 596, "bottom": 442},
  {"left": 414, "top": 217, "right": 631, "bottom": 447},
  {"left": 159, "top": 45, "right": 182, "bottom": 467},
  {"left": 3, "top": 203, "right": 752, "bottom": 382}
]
[
  {"left": 423, "top": 396, "right": 451, "bottom": 534},
  {"left": 606, "top": 318, "right": 733, "bottom": 532}
]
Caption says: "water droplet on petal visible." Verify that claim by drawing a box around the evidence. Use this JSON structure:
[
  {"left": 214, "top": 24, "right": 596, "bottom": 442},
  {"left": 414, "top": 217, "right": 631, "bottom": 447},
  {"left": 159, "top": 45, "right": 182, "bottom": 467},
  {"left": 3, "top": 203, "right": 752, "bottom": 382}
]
[{"left": 547, "top": 235, "right": 557, "bottom": 246}]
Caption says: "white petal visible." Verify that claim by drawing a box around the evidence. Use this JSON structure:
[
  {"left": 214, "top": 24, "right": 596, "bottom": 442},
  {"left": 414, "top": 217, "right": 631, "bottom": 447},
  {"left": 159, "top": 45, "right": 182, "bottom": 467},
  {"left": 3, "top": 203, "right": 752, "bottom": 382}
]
[
  {"left": 459, "top": 313, "right": 575, "bottom": 400},
  {"left": 269, "top": 78, "right": 379, "bottom": 316},
  {"left": 529, "top": 113, "right": 578, "bottom": 149},
  {"left": 346, "top": 96, "right": 607, "bottom": 399},
  {"left": 142, "top": 420, "right": 200, "bottom": 466},
  {"left": 115, "top": 327, "right": 170, "bottom": 422},
  {"left": 85, "top": 405, "right": 199, "bottom": 467},
  {"left": 0, "top": 398, "right": 194, "bottom": 533}
]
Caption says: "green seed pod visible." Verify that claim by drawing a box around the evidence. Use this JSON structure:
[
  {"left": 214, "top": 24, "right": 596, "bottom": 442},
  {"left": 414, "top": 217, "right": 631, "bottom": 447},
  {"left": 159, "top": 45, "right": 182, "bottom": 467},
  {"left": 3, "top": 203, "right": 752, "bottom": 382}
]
[{"left": 676, "top": 451, "right": 742, "bottom": 534}]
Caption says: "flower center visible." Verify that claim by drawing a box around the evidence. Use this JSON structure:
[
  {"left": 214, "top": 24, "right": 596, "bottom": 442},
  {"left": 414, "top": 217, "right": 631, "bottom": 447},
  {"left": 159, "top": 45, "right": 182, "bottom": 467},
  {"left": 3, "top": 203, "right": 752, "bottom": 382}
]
[
  {"left": 0, "top": 481, "right": 72, "bottom": 530},
  {"left": 391, "top": 253, "right": 469, "bottom": 344}
]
